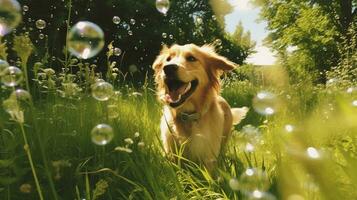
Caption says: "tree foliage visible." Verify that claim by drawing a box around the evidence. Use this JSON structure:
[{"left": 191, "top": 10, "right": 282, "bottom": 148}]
[
  {"left": 230, "top": 21, "right": 257, "bottom": 59},
  {"left": 253, "top": 0, "right": 357, "bottom": 82}
]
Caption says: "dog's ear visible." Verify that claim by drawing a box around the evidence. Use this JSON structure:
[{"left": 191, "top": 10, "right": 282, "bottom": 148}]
[
  {"left": 152, "top": 45, "right": 169, "bottom": 70},
  {"left": 200, "top": 44, "right": 238, "bottom": 72},
  {"left": 199, "top": 44, "right": 238, "bottom": 91}
]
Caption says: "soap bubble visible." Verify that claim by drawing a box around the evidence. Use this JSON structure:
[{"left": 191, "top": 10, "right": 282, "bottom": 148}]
[
  {"left": 346, "top": 87, "right": 356, "bottom": 94},
  {"left": 0, "top": 0, "right": 22, "bottom": 36},
  {"left": 239, "top": 168, "right": 270, "bottom": 193},
  {"left": 91, "top": 124, "right": 114, "bottom": 145},
  {"left": 91, "top": 81, "right": 113, "bottom": 101},
  {"left": 39, "top": 33, "right": 45, "bottom": 39},
  {"left": 229, "top": 178, "right": 240, "bottom": 191},
  {"left": 122, "top": 22, "right": 130, "bottom": 30},
  {"left": 107, "top": 104, "right": 119, "bottom": 119},
  {"left": 3, "top": 97, "right": 18, "bottom": 113},
  {"left": 67, "top": 21, "right": 105, "bottom": 59},
  {"left": 284, "top": 124, "right": 295, "bottom": 133},
  {"left": 113, "top": 47, "right": 122, "bottom": 56},
  {"left": 214, "top": 39, "right": 222, "bottom": 46},
  {"left": 156, "top": 0, "right": 170, "bottom": 15},
  {"left": 128, "top": 64, "right": 138, "bottom": 73},
  {"left": 112, "top": 16, "right": 120, "bottom": 24},
  {"left": 35, "top": 19, "right": 46, "bottom": 29},
  {"left": 10, "top": 89, "right": 31, "bottom": 102},
  {"left": 306, "top": 147, "right": 320, "bottom": 159},
  {"left": 22, "top": 5, "right": 29, "bottom": 12},
  {"left": 19, "top": 183, "right": 32, "bottom": 193},
  {"left": 1, "top": 66, "right": 23, "bottom": 87},
  {"left": 245, "top": 143, "right": 255, "bottom": 152},
  {"left": 0, "top": 59, "right": 10, "bottom": 75},
  {"left": 253, "top": 91, "right": 279, "bottom": 116},
  {"left": 195, "top": 17, "right": 203, "bottom": 25},
  {"left": 242, "top": 124, "right": 262, "bottom": 145},
  {"left": 352, "top": 100, "right": 357, "bottom": 107},
  {"left": 3, "top": 89, "right": 30, "bottom": 123},
  {"left": 130, "top": 18, "right": 136, "bottom": 25}
]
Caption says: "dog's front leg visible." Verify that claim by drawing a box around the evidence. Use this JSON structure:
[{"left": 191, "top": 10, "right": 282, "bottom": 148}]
[{"left": 160, "top": 116, "right": 178, "bottom": 161}]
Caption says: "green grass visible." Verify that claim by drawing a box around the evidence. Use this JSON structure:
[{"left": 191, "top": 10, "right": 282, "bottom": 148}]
[{"left": 1, "top": 71, "right": 357, "bottom": 199}]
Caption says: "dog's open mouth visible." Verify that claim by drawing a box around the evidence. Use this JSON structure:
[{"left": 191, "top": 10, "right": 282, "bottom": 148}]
[{"left": 164, "top": 79, "right": 198, "bottom": 107}]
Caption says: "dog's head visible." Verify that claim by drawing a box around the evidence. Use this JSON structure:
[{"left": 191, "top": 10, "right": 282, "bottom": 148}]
[{"left": 153, "top": 44, "right": 237, "bottom": 108}]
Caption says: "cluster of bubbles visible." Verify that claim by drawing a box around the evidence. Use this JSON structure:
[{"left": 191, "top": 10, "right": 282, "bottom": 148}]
[
  {"left": 91, "top": 123, "right": 114, "bottom": 145},
  {"left": 32, "top": 18, "right": 47, "bottom": 40},
  {"left": 0, "top": 0, "right": 171, "bottom": 60},
  {"left": 0, "top": 0, "right": 22, "bottom": 36}
]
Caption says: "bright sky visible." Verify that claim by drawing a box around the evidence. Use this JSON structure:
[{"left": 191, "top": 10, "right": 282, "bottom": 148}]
[{"left": 224, "top": 0, "right": 277, "bottom": 65}]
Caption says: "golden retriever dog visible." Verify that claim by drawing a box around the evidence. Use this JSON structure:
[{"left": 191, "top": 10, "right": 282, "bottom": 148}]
[{"left": 153, "top": 44, "right": 248, "bottom": 170}]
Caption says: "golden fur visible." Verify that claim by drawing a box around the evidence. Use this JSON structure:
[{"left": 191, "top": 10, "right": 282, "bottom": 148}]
[{"left": 153, "top": 44, "right": 248, "bottom": 170}]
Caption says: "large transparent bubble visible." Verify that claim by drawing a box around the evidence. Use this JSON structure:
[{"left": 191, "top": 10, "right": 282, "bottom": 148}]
[
  {"left": 67, "top": 21, "right": 105, "bottom": 59},
  {"left": 0, "top": 0, "right": 22, "bottom": 36},
  {"left": 156, "top": 0, "right": 170, "bottom": 15},
  {"left": 91, "top": 124, "right": 114, "bottom": 146},
  {"left": 91, "top": 81, "right": 113, "bottom": 101},
  {"left": 1, "top": 66, "right": 23, "bottom": 87}
]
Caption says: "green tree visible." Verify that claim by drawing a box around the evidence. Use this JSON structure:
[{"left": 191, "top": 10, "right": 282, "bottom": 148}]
[
  {"left": 230, "top": 21, "right": 256, "bottom": 59},
  {"left": 252, "top": 0, "right": 357, "bottom": 82}
]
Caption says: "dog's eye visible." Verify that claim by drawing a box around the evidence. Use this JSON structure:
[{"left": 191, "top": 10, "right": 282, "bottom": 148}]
[
  {"left": 186, "top": 55, "right": 197, "bottom": 62},
  {"left": 166, "top": 56, "right": 171, "bottom": 62}
]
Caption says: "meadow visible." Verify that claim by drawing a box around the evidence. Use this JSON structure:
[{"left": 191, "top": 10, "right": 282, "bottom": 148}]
[
  {"left": 1, "top": 0, "right": 357, "bottom": 199},
  {"left": 1, "top": 55, "right": 357, "bottom": 199}
]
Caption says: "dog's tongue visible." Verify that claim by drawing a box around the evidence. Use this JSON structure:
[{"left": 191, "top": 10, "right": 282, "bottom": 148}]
[
  {"left": 167, "top": 91, "right": 180, "bottom": 102},
  {"left": 165, "top": 83, "right": 188, "bottom": 103}
]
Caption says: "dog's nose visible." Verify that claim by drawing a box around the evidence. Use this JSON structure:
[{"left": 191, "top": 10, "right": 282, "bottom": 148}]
[{"left": 163, "top": 64, "right": 178, "bottom": 77}]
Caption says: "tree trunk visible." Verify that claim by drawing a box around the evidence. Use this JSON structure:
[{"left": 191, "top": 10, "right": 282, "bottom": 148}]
[{"left": 340, "top": 0, "right": 353, "bottom": 34}]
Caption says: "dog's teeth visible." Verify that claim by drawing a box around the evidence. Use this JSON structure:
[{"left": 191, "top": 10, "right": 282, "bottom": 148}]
[
  {"left": 172, "top": 94, "right": 182, "bottom": 103},
  {"left": 184, "top": 82, "right": 191, "bottom": 93}
]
